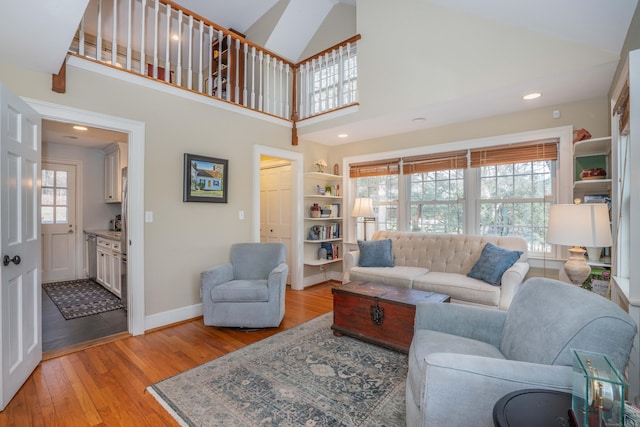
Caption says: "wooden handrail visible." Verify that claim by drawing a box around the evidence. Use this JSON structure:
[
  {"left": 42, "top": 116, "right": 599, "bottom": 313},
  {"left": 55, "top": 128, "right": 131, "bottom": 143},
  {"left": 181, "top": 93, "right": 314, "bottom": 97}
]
[{"left": 296, "top": 34, "right": 361, "bottom": 67}]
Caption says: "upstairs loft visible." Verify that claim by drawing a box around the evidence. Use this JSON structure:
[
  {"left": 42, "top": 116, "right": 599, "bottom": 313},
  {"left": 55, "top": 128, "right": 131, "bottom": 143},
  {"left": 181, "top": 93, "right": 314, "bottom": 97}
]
[{"left": 64, "top": 0, "right": 360, "bottom": 143}]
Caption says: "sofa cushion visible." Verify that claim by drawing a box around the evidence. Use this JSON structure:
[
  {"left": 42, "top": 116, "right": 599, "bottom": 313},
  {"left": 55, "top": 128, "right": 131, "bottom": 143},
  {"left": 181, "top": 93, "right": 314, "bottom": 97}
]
[
  {"left": 357, "top": 239, "right": 394, "bottom": 267},
  {"left": 350, "top": 266, "right": 429, "bottom": 289},
  {"left": 413, "top": 272, "right": 501, "bottom": 307},
  {"left": 211, "top": 279, "right": 269, "bottom": 302},
  {"left": 467, "top": 243, "right": 523, "bottom": 286}
]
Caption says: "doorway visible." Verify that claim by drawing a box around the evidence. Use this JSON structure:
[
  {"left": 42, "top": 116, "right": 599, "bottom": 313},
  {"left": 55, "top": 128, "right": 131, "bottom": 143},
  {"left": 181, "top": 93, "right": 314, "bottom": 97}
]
[
  {"left": 27, "top": 100, "right": 146, "bottom": 347},
  {"left": 253, "top": 145, "right": 303, "bottom": 289}
]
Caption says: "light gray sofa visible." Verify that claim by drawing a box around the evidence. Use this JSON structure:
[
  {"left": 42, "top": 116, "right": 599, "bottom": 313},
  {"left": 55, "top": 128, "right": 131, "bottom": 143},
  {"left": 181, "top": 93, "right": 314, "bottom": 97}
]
[
  {"left": 200, "top": 243, "right": 288, "bottom": 328},
  {"left": 406, "top": 277, "right": 637, "bottom": 427},
  {"left": 345, "top": 231, "right": 529, "bottom": 310}
]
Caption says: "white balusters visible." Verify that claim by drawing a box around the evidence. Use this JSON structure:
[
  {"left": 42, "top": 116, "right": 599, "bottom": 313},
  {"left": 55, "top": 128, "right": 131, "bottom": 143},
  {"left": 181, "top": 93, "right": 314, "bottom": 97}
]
[
  {"left": 285, "top": 63, "right": 290, "bottom": 118},
  {"left": 234, "top": 38, "right": 240, "bottom": 102},
  {"left": 216, "top": 30, "right": 223, "bottom": 98},
  {"left": 197, "top": 20, "right": 204, "bottom": 92},
  {"left": 225, "top": 34, "right": 231, "bottom": 101},
  {"left": 250, "top": 46, "right": 256, "bottom": 109},
  {"left": 265, "top": 54, "right": 270, "bottom": 113},
  {"left": 96, "top": 0, "right": 102, "bottom": 61},
  {"left": 207, "top": 25, "right": 213, "bottom": 96},
  {"left": 152, "top": 0, "right": 159, "bottom": 78},
  {"left": 187, "top": 15, "right": 193, "bottom": 89},
  {"left": 164, "top": 3, "right": 170, "bottom": 82},
  {"left": 126, "top": 0, "right": 132, "bottom": 70},
  {"left": 139, "top": 0, "right": 145, "bottom": 73},
  {"left": 243, "top": 43, "right": 249, "bottom": 106},
  {"left": 176, "top": 9, "right": 182, "bottom": 85},
  {"left": 111, "top": 0, "right": 118, "bottom": 66},
  {"left": 78, "top": 16, "right": 85, "bottom": 56}
]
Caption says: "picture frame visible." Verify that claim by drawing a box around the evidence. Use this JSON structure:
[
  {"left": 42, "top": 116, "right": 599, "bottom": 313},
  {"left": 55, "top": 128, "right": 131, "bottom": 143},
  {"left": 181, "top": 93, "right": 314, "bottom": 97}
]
[{"left": 183, "top": 153, "right": 228, "bottom": 203}]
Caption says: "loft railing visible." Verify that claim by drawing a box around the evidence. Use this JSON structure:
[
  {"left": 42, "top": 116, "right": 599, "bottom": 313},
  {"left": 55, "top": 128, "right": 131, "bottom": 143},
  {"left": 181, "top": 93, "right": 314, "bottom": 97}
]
[{"left": 69, "top": 0, "right": 359, "bottom": 127}]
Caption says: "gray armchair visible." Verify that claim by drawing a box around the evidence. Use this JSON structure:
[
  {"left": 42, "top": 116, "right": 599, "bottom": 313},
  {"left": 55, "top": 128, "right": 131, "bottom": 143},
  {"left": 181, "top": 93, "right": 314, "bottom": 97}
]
[
  {"left": 406, "top": 277, "right": 637, "bottom": 427},
  {"left": 200, "top": 243, "right": 288, "bottom": 328}
]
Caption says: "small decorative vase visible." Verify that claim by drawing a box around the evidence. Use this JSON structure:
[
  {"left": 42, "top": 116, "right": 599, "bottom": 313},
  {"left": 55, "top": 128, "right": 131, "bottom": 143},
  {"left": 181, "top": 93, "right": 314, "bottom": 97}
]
[{"left": 317, "top": 165, "right": 324, "bottom": 173}]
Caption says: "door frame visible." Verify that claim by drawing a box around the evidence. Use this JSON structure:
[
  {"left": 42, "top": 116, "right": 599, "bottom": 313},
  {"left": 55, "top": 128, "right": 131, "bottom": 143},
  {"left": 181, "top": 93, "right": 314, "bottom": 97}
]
[
  {"left": 253, "top": 145, "right": 303, "bottom": 290},
  {"left": 41, "top": 157, "right": 83, "bottom": 283},
  {"left": 25, "top": 98, "right": 146, "bottom": 336}
]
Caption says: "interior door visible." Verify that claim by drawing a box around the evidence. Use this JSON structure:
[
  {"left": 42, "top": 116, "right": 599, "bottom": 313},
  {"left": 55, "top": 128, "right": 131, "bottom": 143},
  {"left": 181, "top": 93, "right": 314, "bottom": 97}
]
[
  {"left": 260, "top": 162, "right": 292, "bottom": 284},
  {"left": 41, "top": 161, "right": 77, "bottom": 283},
  {"left": 0, "top": 84, "right": 42, "bottom": 410}
]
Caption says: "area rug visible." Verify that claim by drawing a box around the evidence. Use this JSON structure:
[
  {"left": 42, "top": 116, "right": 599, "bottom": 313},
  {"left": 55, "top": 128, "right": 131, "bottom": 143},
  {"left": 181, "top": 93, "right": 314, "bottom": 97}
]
[
  {"left": 148, "top": 313, "right": 408, "bottom": 426},
  {"left": 43, "top": 279, "right": 124, "bottom": 320}
]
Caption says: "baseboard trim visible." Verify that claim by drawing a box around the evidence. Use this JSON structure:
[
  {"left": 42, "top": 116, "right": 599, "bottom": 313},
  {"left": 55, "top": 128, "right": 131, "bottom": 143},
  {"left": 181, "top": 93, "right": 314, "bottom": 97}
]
[{"left": 144, "top": 303, "right": 203, "bottom": 331}]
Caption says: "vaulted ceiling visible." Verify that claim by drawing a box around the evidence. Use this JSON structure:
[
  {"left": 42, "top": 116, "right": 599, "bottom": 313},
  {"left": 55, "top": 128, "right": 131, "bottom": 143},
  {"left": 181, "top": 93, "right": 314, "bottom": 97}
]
[{"left": 0, "top": 0, "right": 637, "bottom": 146}]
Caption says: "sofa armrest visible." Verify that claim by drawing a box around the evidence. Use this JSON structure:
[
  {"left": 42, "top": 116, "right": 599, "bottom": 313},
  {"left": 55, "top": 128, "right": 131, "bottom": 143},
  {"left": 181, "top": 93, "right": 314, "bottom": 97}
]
[
  {"left": 344, "top": 250, "right": 360, "bottom": 281},
  {"left": 200, "top": 263, "right": 233, "bottom": 298},
  {"left": 414, "top": 303, "right": 507, "bottom": 347},
  {"left": 267, "top": 262, "right": 288, "bottom": 296},
  {"left": 420, "top": 353, "right": 572, "bottom": 427},
  {"left": 498, "top": 261, "right": 530, "bottom": 310}
]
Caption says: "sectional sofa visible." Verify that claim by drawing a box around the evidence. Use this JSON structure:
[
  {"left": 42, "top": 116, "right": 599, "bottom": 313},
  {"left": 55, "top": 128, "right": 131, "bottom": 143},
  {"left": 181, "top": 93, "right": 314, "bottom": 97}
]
[{"left": 344, "top": 231, "right": 530, "bottom": 310}]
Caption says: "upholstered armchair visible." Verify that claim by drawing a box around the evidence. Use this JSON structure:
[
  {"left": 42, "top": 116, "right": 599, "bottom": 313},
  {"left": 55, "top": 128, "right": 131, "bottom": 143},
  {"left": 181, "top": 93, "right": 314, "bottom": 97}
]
[
  {"left": 406, "top": 277, "right": 637, "bottom": 427},
  {"left": 200, "top": 243, "right": 288, "bottom": 328}
]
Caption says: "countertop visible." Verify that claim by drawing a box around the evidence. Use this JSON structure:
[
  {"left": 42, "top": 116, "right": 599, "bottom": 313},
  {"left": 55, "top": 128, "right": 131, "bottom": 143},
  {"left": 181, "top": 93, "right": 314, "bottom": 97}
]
[{"left": 85, "top": 229, "right": 122, "bottom": 240}]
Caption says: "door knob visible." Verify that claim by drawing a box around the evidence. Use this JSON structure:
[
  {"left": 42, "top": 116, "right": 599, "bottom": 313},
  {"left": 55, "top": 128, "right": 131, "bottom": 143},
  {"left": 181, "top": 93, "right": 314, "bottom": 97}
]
[{"left": 3, "top": 255, "right": 21, "bottom": 266}]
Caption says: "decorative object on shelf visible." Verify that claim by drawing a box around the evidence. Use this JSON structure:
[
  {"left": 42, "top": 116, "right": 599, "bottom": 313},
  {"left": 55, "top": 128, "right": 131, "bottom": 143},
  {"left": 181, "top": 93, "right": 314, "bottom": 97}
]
[
  {"left": 183, "top": 153, "right": 228, "bottom": 203},
  {"left": 580, "top": 168, "right": 607, "bottom": 180},
  {"left": 315, "top": 159, "right": 327, "bottom": 173},
  {"left": 316, "top": 185, "right": 325, "bottom": 195},
  {"left": 547, "top": 203, "right": 613, "bottom": 284},
  {"left": 308, "top": 225, "right": 320, "bottom": 240},
  {"left": 573, "top": 128, "right": 592, "bottom": 143},
  {"left": 333, "top": 163, "right": 339, "bottom": 175},
  {"left": 310, "top": 203, "right": 321, "bottom": 218},
  {"left": 324, "top": 185, "right": 333, "bottom": 196},
  {"left": 351, "top": 197, "right": 375, "bottom": 241},
  {"left": 570, "top": 349, "right": 625, "bottom": 427},
  {"left": 318, "top": 247, "right": 327, "bottom": 260}
]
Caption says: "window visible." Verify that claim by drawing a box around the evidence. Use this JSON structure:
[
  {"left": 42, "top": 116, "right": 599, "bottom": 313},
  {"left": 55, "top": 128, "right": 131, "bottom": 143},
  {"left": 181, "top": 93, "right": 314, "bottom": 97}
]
[
  {"left": 311, "top": 46, "right": 357, "bottom": 115},
  {"left": 350, "top": 158, "right": 399, "bottom": 239},
  {"left": 347, "top": 138, "right": 559, "bottom": 254},
  {"left": 478, "top": 161, "right": 553, "bottom": 254},
  {"left": 41, "top": 168, "right": 69, "bottom": 224}
]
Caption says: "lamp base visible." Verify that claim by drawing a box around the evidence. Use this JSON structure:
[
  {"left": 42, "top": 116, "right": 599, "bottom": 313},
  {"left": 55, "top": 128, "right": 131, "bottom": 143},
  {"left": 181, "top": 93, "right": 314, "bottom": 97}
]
[{"left": 564, "top": 247, "right": 591, "bottom": 286}]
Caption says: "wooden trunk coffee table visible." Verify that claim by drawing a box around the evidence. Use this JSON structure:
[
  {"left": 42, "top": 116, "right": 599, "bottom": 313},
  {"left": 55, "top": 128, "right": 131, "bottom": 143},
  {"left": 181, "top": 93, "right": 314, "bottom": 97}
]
[{"left": 331, "top": 281, "right": 450, "bottom": 353}]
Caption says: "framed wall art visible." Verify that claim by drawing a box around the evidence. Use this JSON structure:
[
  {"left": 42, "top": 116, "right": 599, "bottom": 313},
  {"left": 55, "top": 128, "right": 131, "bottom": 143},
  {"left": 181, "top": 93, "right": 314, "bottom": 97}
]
[{"left": 183, "top": 153, "right": 228, "bottom": 203}]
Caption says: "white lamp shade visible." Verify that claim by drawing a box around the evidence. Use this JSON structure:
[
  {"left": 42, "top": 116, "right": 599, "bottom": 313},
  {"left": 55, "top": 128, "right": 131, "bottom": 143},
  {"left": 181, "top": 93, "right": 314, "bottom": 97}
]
[
  {"left": 547, "top": 204, "right": 612, "bottom": 247},
  {"left": 351, "top": 197, "right": 374, "bottom": 218}
]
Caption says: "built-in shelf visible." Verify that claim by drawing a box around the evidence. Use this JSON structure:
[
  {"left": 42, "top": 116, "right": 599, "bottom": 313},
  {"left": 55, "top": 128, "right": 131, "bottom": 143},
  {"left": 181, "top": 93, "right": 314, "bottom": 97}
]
[
  {"left": 304, "top": 238, "right": 342, "bottom": 243},
  {"left": 304, "top": 257, "right": 343, "bottom": 266},
  {"left": 304, "top": 217, "right": 343, "bottom": 221},
  {"left": 304, "top": 195, "right": 342, "bottom": 199}
]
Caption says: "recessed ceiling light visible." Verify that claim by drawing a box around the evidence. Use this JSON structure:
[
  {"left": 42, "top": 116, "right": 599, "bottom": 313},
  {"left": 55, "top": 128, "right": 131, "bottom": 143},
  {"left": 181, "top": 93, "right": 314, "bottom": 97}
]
[
  {"left": 338, "top": 133, "right": 348, "bottom": 138},
  {"left": 412, "top": 117, "right": 426, "bottom": 123},
  {"left": 172, "top": 34, "right": 180, "bottom": 41},
  {"left": 522, "top": 92, "right": 542, "bottom": 100},
  {"left": 73, "top": 125, "right": 88, "bottom": 131}
]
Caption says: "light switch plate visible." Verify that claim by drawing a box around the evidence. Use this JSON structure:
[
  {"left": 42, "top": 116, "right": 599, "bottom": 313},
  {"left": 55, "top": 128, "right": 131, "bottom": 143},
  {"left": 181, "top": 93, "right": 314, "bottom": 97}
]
[{"left": 145, "top": 211, "right": 153, "bottom": 223}]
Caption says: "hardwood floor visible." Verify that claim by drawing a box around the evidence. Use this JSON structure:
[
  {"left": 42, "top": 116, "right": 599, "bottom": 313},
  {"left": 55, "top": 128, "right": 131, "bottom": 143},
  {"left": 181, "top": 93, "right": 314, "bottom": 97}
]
[
  {"left": 1, "top": 282, "right": 336, "bottom": 426},
  {"left": 42, "top": 285, "right": 128, "bottom": 354}
]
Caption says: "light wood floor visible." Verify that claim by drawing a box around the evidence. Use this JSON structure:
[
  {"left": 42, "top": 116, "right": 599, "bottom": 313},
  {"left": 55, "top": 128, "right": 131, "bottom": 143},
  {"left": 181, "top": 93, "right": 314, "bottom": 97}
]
[{"left": 1, "top": 282, "right": 336, "bottom": 426}]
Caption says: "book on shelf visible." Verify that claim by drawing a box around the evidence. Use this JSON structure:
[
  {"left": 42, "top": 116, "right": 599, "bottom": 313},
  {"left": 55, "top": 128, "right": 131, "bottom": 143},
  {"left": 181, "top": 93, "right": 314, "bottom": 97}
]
[{"left": 320, "top": 242, "right": 340, "bottom": 260}]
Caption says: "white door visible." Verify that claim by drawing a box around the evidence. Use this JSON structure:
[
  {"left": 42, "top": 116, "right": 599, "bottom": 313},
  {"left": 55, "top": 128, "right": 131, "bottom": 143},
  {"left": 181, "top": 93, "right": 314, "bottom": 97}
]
[
  {"left": 260, "top": 162, "right": 292, "bottom": 283},
  {"left": 41, "top": 161, "right": 77, "bottom": 283},
  {"left": 0, "top": 84, "right": 42, "bottom": 410}
]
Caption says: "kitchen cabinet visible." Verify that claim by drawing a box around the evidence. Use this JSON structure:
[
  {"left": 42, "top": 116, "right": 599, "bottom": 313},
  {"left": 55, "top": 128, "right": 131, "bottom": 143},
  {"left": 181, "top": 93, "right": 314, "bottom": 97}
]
[
  {"left": 104, "top": 142, "right": 128, "bottom": 203},
  {"left": 96, "top": 237, "right": 122, "bottom": 297},
  {"left": 303, "top": 172, "right": 343, "bottom": 286}
]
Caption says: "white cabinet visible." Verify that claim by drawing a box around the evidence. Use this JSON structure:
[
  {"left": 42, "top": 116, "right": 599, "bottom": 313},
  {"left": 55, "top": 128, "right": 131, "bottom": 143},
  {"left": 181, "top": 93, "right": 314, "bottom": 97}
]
[
  {"left": 104, "top": 142, "right": 128, "bottom": 203},
  {"left": 96, "top": 237, "right": 122, "bottom": 297},
  {"left": 303, "top": 172, "right": 343, "bottom": 285}
]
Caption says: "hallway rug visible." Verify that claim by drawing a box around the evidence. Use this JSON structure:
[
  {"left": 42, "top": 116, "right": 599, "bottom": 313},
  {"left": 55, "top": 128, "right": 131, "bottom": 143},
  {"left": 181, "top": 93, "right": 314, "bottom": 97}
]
[
  {"left": 148, "top": 313, "right": 407, "bottom": 427},
  {"left": 43, "top": 279, "right": 124, "bottom": 320}
]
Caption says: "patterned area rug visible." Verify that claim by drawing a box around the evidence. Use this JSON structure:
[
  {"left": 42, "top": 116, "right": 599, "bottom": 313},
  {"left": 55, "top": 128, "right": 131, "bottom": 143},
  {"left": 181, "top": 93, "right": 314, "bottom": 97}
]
[
  {"left": 43, "top": 279, "right": 124, "bottom": 320},
  {"left": 148, "top": 313, "right": 408, "bottom": 427}
]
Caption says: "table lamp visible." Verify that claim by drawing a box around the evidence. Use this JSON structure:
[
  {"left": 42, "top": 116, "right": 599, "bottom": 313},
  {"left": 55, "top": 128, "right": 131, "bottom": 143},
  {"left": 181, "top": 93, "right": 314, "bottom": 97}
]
[
  {"left": 547, "top": 204, "right": 612, "bottom": 285},
  {"left": 351, "top": 197, "right": 375, "bottom": 241}
]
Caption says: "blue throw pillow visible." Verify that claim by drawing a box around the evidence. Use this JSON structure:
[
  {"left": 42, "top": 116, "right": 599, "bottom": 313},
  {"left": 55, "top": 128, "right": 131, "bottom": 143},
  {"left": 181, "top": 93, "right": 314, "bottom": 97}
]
[
  {"left": 358, "top": 239, "right": 394, "bottom": 267},
  {"left": 467, "top": 242, "right": 523, "bottom": 286}
]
